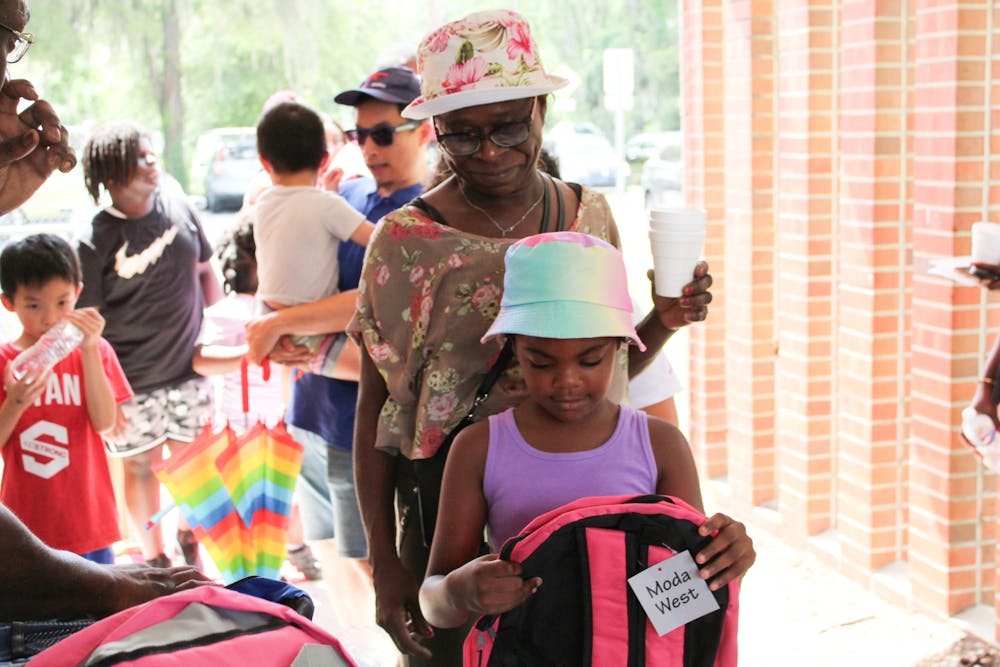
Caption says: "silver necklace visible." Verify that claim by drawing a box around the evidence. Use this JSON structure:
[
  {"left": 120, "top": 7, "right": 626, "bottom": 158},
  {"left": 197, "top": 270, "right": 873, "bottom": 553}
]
[{"left": 459, "top": 180, "right": 546, "bottom": 237}]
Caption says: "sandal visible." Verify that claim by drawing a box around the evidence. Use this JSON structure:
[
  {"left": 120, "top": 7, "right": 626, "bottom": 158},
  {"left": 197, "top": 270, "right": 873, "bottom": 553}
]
[
  {"left": 286, "top": 544, "right": 323, "bottom": 581},
  {"left": 176, "top": 529, "right": 202, "bottom": 568}
]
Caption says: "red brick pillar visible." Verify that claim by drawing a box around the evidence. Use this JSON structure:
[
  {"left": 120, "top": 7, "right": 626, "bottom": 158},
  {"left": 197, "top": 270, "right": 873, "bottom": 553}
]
[
  {"left": 834, "top": 2, "right": 914, "bottom": 584},
  {"left": 774, "top": 1, "right": 838, "bottom": 541},
  {"left": 681, "top": 0, "right": 729, "bottom": 478},
  {"left": 909, "top": 1, "right": 997, "bottom": 618},
  {"left": 721, "top": 0, "right": 777, "bottom": 506}
]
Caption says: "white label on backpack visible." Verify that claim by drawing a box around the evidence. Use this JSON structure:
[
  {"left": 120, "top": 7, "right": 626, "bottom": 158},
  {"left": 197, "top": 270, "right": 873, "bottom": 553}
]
[{"left": 627, "top": 550, "right": 720, "bottom": 636}]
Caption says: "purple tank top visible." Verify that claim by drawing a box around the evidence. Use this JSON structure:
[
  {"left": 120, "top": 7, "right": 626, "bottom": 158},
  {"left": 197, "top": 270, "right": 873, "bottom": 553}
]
[{"left": 483, "top": 405, "right": 659, "bottom": 550}]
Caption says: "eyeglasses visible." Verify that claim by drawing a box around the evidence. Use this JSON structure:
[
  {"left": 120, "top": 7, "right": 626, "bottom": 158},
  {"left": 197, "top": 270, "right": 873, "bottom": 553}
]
[
  {"left": 346, "top": 120, "right": 420, "bottom": 147},
  {"left": 0, "top": 22, "right": 33, "bottom": 64},
  {"left": 434, "top": 99, "right": 536, "bottom": 158}
]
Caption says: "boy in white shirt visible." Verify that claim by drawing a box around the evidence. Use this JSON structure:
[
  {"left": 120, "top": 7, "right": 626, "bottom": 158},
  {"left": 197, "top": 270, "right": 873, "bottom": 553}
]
[{"left": 253, "top": 101, "right": 373, "bottom": 377}]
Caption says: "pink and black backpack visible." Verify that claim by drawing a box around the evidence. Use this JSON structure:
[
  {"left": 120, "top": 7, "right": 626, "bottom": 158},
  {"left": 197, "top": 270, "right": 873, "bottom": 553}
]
[
  {"left": 29, "top": 585, "right": 356, "bottom": 667},
  {"left": 464, "top": 494, "right": 740, "bottom": 666}
]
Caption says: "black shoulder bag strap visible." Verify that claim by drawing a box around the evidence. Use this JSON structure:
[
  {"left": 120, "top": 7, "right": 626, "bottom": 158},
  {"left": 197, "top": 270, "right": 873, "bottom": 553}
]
[
  {"left": 445, "top": 337, "right": 514, "bottom": 445},
  {"left": 409, "top": 195, "right": 448, "bottom": 224},
  {"left": 412, "top": 338, "right": 514, "bottom": 547},
  {"left": 538, "top": 172, "right": 575, "bottom": 233}
]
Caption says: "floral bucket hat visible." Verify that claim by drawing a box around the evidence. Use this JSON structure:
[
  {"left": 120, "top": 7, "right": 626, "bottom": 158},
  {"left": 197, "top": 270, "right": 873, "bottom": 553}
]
[{"left": 401, "top": 8, "right": 568, "bottom": 120}]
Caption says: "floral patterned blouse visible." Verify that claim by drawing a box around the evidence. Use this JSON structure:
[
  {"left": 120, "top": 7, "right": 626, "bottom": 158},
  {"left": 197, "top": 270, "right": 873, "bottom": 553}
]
[{"left": 349, "top": 185, "right": 625, "bottom": 460}]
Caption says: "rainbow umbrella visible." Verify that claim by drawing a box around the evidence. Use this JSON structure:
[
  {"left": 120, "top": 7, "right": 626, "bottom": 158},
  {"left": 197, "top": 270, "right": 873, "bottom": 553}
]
[
  {"left": 215, "top": 421, "right": 304, "bottom": 578},
  {"left": 152, "top": 421, "right": 302, "bottom": 583},
  {"left": 152, "top": 425, "right": 254, "bottom": 582}
]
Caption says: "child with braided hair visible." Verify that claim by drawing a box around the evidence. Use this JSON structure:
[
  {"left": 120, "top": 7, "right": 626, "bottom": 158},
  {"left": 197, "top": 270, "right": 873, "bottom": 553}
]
[{"left": 77, "top": 121, "right": 222, "bottom": 569}]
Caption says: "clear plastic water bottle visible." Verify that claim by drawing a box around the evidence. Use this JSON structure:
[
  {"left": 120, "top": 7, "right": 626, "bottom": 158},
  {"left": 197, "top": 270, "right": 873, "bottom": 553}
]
[
  {"left": 9, "top": 319, "right": 85, "bottom": 383},
  {"left": 961, "top": 407, "right": 1000, "bottom": 471}
]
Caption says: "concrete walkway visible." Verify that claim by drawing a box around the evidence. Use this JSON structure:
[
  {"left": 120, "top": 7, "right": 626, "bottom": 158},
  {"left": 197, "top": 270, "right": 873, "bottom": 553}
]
[{"left": 720, "top": 480, "right": 988, "bottom": 667}]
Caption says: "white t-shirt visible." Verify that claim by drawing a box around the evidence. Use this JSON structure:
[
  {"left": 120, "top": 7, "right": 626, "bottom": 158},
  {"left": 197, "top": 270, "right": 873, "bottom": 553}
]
[
  {"left": 197, "top": 293, "right": 285, "bottom": 430},
  {"left": 627, "top": 299, "right": 683, "bottom": 408},
  {"left": 254, "top": 185, "right": 367, "bottom": 306}
]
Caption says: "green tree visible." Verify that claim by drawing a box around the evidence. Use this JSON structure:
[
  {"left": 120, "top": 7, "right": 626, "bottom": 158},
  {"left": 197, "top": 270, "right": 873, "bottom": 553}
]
[{"left": 22, "top": 0, "right": 680, "bottom": 190}]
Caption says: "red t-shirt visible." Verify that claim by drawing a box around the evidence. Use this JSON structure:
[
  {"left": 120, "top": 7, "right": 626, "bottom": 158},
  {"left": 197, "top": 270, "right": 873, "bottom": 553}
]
[{"left": 0, "top": 339, "right": 133, "bottom": 554}]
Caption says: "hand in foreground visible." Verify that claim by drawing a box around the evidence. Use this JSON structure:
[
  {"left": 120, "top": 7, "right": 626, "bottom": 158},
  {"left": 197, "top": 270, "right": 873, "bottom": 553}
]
[
  {"left": 266, "top": 335, "right": 313, "bottom": 367},
  {"left": 318, "top": 164, "right": 344, "bottom": 192},
  {"left": 374, "top": 556, "right": 434, "bottom": 659},
  {"left": 64, "top": 308, "right": 106, "bottom": 349},
  {"left": 0, "top": 79, "right": 76, "bottom": 214},
  {"left": 448, "top": 553, "right": 541, "bottom": 618},
  {"left": 3, "top": 362, "right": 51, "bottom": 405},
  {"left": 649, "top": 261, "right": 713, "bottom": 330},
  {"left": 969, "top": 381, "right": 999, "bottom": 426},
  {"left": 108, "top": 563, "right": 216, "bottom": 614},
  {"left": 694, "top": 513, "right": 755, "bottom": 591},
  {"left": 970, "top": 262, "right": 1000, "bottom": 290},
  {"left": 245, "top": 314, "right": 311, "bottom": 367},
  {"left": 244, "top": 313, "right": 281, "bottom": 365}
]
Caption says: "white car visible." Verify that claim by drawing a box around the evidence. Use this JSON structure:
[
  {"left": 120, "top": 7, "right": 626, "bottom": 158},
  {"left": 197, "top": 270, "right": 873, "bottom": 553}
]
[
  {"left": 626, "top": 131, "right": 682, "bottom": 163},
  {"left": 641, "top": 141, "right": 684, "bottom": 211},
  {"left": 548, "top": 134, "right": 630, "bottom": 189}
]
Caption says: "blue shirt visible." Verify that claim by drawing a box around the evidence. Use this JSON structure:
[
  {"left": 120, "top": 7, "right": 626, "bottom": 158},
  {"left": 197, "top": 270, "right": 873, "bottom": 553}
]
[{"left": 285, "top": 178, "right": 424, "bottom": 448}]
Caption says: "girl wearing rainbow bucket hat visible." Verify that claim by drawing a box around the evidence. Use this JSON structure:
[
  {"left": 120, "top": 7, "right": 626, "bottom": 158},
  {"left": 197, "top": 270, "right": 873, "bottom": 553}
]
[
  {"left": 349, "top": 9, "right": 715, "bottom": 663},
  {"left": 418, "top": 232, "right": 755, "bottom": 636}
]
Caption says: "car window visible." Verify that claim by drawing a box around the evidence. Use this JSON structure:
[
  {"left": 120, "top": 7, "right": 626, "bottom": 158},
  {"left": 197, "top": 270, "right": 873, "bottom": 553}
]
[{"left": 225, "top": 143, "right": 258, "bottom": 160}]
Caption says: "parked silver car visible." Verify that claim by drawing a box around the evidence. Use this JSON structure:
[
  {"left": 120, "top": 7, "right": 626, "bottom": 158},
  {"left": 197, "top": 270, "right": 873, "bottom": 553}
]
[
  {"left": 641, "top": 139, "right": 684, "bottom": 210},
  {"left": 549, "top": 134, "right": 630, "bottom": 189},
  {"left": 191, "top": 127, "right": 259, "bottom": 212},
  {"left": 626, "top": 131, "right": 681, "bottom": 163}
]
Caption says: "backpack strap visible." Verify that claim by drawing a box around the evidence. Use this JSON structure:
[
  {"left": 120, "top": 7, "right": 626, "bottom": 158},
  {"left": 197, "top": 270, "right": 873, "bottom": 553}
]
[
  {"left": 409, "top": 196, "right": 448, "bottom": 225},
  {"left": 537, "top": 173, "right": 552, "bottom": 233},
  {"left": 554, "top": 176, "right": 565, "bottom": 232}
]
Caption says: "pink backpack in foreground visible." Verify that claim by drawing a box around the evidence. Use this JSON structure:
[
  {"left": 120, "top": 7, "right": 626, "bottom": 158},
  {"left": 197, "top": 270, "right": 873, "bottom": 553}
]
[
  {"left": 30, "top": 585, "right": 356, "bottom": 667},
  {"left": 464, "top": 494, "right": 739, "bottom": 667}
]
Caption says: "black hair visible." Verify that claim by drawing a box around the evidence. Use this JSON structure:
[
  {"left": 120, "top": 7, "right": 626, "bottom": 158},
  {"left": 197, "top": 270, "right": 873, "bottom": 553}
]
[
  {"left": 81, "top": 122, "right": 150, "bottom": 204},
  {"left": 352, "top": 93, "right": 410, "bottom": 115},
  {"left": 0, "top": 233, "right": 82, "bottom": 298},
  {"left": 256, "top": 101, "right": 328, "bottom": 174},
  {"left": 537, "top": 147, "right": 561, "bottom": 179},
  {"left": 217, "top": 210, "right": 257, "bottom": 295}
]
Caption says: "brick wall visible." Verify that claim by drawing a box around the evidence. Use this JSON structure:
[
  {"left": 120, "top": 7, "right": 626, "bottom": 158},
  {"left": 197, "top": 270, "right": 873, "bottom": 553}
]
[
  {"left": 723, "top": 0, "right": 778, "bottom": 508},
  {"left": 775, "top": 0, "right": 838, "bottom": 542},
  {"left": 682, "top": 0, "right": 1000, "bottom": 637},
  {"left": 682, "top": 0, "right": 730, "bottom": 479}
]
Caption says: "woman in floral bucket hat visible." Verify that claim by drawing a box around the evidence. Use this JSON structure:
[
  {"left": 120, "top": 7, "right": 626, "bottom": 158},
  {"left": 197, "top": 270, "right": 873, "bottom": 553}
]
[{"left": 348, "top": 9, "right": 715, "bottom": 665}]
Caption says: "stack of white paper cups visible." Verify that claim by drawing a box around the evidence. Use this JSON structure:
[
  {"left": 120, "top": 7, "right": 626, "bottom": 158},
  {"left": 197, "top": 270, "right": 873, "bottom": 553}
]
[
  {"left": 972, "top": 221, "right": 1000, "bottom": 265},
  {"left": 649, "top": 208, "right": 707, "bottom": 297}
]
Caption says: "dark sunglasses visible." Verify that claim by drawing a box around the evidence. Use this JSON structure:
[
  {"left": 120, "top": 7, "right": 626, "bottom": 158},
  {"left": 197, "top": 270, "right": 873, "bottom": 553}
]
[
  {"left": 434, "top": 99, "right": 536, "bottom": 157},
  {"left": 346, "top": 120, "right": 420, "bottom": 147}
]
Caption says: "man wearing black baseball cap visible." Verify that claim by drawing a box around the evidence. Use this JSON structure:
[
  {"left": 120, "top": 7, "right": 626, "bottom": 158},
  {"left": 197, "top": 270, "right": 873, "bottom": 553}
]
[{"left": 333, "top": 66, "right": 430, "bottom": 202}]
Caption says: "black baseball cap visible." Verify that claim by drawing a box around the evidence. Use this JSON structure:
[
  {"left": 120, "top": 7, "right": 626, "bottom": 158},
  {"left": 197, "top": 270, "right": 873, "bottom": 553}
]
[{"left": 334, "top": 66, "right": 421, "bottom": 107}]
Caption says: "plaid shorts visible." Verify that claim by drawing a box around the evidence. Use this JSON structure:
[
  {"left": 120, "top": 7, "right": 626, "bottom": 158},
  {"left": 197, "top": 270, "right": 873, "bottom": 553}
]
[{"left": 105, "top": 376, "right": 214, "bottom": 457}]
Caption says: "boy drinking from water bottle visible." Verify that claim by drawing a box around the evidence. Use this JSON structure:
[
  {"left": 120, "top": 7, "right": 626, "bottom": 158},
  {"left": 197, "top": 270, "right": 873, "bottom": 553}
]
[{"left": 0, "top": 233, "right": 133, "bottom": 563}]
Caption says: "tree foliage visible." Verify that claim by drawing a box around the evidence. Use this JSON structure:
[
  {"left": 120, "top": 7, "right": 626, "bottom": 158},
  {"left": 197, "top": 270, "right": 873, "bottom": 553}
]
[{"left": 20, "top": 0, "right": 678, "bottom": 190}]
